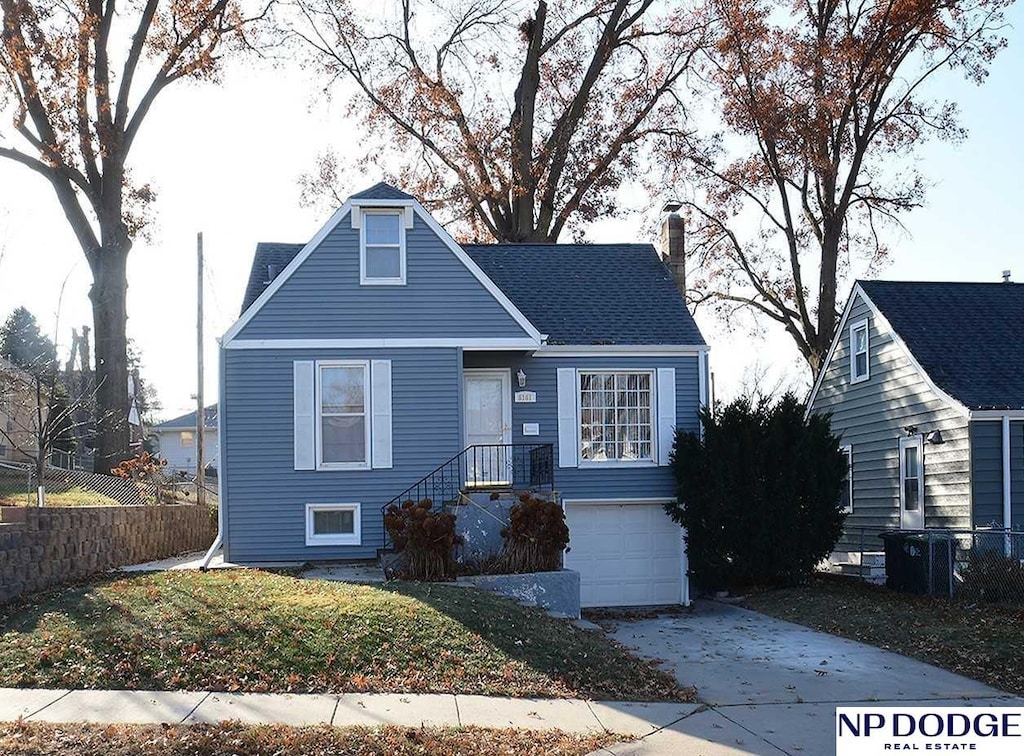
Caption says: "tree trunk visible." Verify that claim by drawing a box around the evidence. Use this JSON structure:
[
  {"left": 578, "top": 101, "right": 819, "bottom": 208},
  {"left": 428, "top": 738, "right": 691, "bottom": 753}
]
[{"left": 89, "top": 244, "right": 132, "bottom": 473}]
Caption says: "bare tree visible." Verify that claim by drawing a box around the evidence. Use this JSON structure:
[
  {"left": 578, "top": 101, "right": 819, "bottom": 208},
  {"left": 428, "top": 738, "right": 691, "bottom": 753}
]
[
  {"left": 290, "top": 0, "right": 708, "bottom": 241},
  {"left": 0, "top": 0, "right": 268, "bottom": 472},
  {"left": 682, "top": 0, "right": 1012, "bottom": 377}
]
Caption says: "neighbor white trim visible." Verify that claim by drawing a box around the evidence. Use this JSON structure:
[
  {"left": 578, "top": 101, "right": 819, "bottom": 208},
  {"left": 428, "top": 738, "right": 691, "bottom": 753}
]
[
  {"left": 971, "top": 410, "right": 1024, "bottom": 420},
  {"left": 1002, "top": 414, "right": 1012, "bottom": 532},
  {"left": 849, "top": 318, "right": 870, "bottom": 384},
  {"left": 805, "top": 283, "right": 969, "bottom": 417},
  {"left": 535, "top": 345, "right": 708, "bottom": 357},
  {"left": 305, "top": 502, "right": 362, "bottom": 546},
  {"left": 221, "top": 198, "right": 544, "bottom": 346},
  {"left": 315, "top": 360, "right": 371, "bottom": 471},
  {"left": 225, "top": 337, "right": 542, "bottom": 351},
  {"left": 898, "top": 434, "right": 925, "bottom": 529}
]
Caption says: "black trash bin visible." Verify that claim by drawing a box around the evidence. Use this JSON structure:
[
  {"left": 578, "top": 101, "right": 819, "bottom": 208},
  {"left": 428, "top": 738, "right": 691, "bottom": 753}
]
[{"left": 879, "top": 531, "right": 955, "bottom": 596}]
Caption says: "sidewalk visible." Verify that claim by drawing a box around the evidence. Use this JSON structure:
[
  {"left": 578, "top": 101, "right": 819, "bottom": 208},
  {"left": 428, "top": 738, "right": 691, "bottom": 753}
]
[{"left": 0, "top": 687, "right": 700, "bottom": 738}]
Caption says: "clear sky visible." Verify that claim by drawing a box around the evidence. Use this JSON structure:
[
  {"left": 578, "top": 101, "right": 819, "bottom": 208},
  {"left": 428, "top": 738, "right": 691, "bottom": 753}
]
[{"left": 0, "top": 5, "right": 1020, "bottom": 422}]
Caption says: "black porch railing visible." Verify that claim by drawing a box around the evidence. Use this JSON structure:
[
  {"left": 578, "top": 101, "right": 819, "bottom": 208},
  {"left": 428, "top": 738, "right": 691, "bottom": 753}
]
[{"left": 380, "top": 444, "right": 554, "bottom": 549}]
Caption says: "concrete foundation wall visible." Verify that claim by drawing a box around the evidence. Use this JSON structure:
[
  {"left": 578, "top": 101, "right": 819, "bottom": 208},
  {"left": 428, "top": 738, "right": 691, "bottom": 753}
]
[
  {"left": 0, "top": 505, "right": 216, "bottom": 604},
  {"left": 458, "top": 569, "right": 581, "bottom": 619}
]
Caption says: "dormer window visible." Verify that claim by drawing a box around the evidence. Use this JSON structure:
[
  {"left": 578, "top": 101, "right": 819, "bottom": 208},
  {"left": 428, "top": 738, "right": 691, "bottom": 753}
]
[
  {"left": 359, "top": 209, "right": 406, "bottom": 285},
  {"left": 850, "top": 318, "right": 869, "bottom": 383}
]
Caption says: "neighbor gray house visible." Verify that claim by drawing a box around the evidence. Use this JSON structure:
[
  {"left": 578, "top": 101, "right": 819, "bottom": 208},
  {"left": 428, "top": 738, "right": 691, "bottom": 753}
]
[
  {"left": 216, "top": 182, "right": 709, "bottom": 608},
  {"left": 808, "top": 280, "right": 1024, "bottom": 562}
]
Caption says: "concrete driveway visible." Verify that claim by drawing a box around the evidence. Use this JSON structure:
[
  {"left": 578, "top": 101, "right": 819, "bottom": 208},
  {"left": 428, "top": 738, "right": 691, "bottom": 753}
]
[{"left": 593, "top": 600, "right": 1022, "bottom": 756}]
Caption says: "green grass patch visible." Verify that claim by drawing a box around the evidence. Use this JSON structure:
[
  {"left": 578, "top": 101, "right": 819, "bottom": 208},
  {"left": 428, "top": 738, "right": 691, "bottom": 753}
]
[
  {"left": 742, "top": 575, "right": 1024, "bottom": 695},
  {"left": 0, "top": 570, "right": 691, "bottom": 701},
  {"left": 0, "top": 722, "right": 622, "bottom": 756}
]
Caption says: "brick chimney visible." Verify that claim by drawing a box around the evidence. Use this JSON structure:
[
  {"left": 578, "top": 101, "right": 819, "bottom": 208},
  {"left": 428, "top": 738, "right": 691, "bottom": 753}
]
[{"left": 660, "top": 204, "right": 686, "bottom": 297}]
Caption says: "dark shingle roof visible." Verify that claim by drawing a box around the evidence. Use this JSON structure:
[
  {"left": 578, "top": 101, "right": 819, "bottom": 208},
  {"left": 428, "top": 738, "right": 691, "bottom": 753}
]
[
  {"left": 350, "top": 182, "right": 413, "bottom": 200},
  {"left": 154, "top": 405, "right": 218, "bottom": 430},
  {"left": 238, "top": 239, "right": 705, "bottom": 346},
  {"left": 859, "top": 280, "right": 1024, "bottom": 410},
  {"left": 463, "top": 244, "right": 705, "bottom": 345},
  {"left": 240, "top": 243, "right": 303, "bottom": 314}
]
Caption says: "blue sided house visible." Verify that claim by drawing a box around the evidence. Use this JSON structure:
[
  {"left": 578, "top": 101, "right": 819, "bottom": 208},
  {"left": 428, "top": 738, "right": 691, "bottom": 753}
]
[{"left": 217, "top": 182, "right": 709, "bottom": 608}]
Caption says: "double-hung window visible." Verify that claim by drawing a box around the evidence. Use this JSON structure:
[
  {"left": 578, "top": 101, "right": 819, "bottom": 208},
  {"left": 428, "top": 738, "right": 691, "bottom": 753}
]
[
  {"left": 317, "top": 361, "right": 370, "bottom": 469},
  {"left": 360, "top": 210, "right": 405, "bottom": 284},
  {"left": 850, "top": 319, "right": 869, "bottom": 383},
  {"left": 579, "top": 371, "right": 654, "bottom": 462}
]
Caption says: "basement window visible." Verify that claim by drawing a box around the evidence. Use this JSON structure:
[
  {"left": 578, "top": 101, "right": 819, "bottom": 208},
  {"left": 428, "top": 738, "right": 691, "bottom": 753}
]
[{"left": 305, "top": 503, "right": 361, "bottom": 546}]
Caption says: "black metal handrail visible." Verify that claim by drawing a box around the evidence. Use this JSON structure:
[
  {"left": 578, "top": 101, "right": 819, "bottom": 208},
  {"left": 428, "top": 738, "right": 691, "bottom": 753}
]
[{"left": 380, "top": 444, "right": 554, "bottom": 550}]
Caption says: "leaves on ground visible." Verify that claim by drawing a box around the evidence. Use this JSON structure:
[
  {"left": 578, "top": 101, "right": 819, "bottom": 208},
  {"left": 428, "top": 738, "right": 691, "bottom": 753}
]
[
  {"left": 0, "top": 570, "right": 690, "bottom": 701},
  {"left": 0, "top": 722, "right": 619, "bottom": 756},
  {"left": 742, "top": 575, "right": 1024, "bottom": 695}
]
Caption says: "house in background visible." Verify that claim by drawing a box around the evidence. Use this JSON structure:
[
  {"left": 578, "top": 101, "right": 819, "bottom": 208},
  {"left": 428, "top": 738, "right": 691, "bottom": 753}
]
[
  {"left": 152, "top": 405, "right": 218, "bottom": 475},
  {"left": 216, "top": 182, "right": 709, "bottom": 608},
  {"left": 0, "top": 356, "right": 36, "bottom": 463},
  {"left": 808, "top": 279, "right": 1024, "bottom": 566}
]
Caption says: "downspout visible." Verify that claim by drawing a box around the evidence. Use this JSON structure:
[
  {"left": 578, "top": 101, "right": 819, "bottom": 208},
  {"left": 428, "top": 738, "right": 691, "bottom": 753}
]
[
  {"left": 1002, "top": 414, "right": 1012, "bottom": 555},
  {"left": 200, "top": 340, "right": 226, "bottom": 570}
]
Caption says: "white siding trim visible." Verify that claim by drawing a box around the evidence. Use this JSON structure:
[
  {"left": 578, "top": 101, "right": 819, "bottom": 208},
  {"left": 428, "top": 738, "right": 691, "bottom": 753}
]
[
  {"left": 535, "top": 345, "right": 707, "bottom": 357},
  {"left": 293, "top": 361, "right": 316, "bottom": 470},
  {"left": 371, "top": 360, "right": 393, "bottom": 469},
  {"left": 1002, "top": 414, "right": 1012, "bottom": 531},
  {"left": 225, "top": 337, "right": 541, "bottom": 350},
  {"left": 223, "top": 203, "right": 353, "bottom": 344},
  {"left": 305, "top": 502, "right": 362, "bottom": 546},
  {"left": 972, "top": 409, "right": 1024, "bottom": 420},
  {"left": 657, "top": 367, "right": 676, "bottom": 466},
  {"left": 556, "top": 368, "right": 578, "bottom": 468}
]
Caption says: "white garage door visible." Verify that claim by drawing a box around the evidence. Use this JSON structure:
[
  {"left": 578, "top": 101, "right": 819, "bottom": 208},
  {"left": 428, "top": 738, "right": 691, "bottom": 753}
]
[{"left": 564, "top": 500, "right": 687, "bottom": 608}]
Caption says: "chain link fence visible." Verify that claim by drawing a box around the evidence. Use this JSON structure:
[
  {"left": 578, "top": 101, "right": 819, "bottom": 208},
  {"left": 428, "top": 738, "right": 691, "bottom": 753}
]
[
  {"left": 831, "top": 526, "right": 1024, "bottom": 606},
  {"left": 0, "top": 460, "right": 217, "bottom": 509}
]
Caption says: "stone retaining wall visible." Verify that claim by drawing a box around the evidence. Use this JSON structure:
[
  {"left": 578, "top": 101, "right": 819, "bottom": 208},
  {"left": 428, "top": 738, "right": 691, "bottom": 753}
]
[{"left": 0, "top": 505, "right": 216, "bottom": 604}]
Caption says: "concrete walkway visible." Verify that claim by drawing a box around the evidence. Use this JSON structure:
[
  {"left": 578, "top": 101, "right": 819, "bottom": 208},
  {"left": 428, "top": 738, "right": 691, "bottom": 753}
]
[
  {"left": 593, "top": 600, "right": 1024, "bottom": 755},
  {"left": 0, "top": 687, "right": 698, "bottom": 737}
]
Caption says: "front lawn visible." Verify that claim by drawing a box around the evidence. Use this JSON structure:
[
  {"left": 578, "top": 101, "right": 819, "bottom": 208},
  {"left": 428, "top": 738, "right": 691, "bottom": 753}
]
[
  {"left": 0, "top": 570, "right": 691, "bottom": 701},
  {"left": 742, "top": 575, "right": 1024, "bottom": 695},
  {"left": 0, "top": 722, "right": 620, "bottom": 756}
]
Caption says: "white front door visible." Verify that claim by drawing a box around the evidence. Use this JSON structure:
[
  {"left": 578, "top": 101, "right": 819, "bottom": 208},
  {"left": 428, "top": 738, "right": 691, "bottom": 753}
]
[
  {"left": 463, "top": 369, "right": 512, "bottom": 486},
  {"left": 899, "top": 435, "right": 925, "bottom": 530}
]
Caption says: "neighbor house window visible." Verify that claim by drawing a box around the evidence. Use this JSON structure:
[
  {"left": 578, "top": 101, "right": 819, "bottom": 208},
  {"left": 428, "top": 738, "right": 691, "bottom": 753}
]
[
  {"left": 840, "top": 445, "right": 853, "bottom": 513},
  {"left": 360, "top": 210, "right": 405, "bottom": 285},
  {"left": 579, "top": 371, "right": 654, "bottom": 462},
  {"left": 850, "top": 319, "right": 869, "bottom": 383},
  {"left": 305, "top": 503, "right": 361, "bottom": 546},
  {"left": 316, "top": 361, "right": 370, "bottom": 469},
  {"left": 180, "top": 431, "right": 194, "bottom": 448}
]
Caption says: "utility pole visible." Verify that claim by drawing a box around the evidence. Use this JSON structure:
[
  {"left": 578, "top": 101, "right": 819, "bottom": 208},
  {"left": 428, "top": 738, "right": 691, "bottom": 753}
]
[{"left": 196, "top": 232, "right": 206, "bottom": 507}]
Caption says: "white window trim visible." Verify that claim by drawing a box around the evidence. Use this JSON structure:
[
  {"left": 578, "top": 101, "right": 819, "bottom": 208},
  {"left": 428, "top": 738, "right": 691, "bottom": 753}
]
[
  {"left": 898, "top": 434, "right": 925, "bottom": 526},
  {"left": 305, "top": 502, "right": 362, "bottom": 546},
  {"left": 315, "top": 360, "right": 371, "bottom": 470},
  {"left": 850, "top": 318, "right": 870, "bottom": 384},
  {"left": 180, "top": 431, "right": 194, "bottom": 448},
  {"left": 359, "top": 209, "right": 406, "bottom": 286},
  {"left": 576, "top": 369, "right": 658, "bottom": 466},
  {"left": 840, "top": 444, "right": 853, "bottom": 514}
]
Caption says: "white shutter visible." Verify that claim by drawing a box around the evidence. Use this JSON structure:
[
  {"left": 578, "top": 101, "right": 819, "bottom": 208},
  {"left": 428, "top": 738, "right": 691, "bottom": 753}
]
[
  {"left": 556, "top": 368, "right": 578, "bottom": 468},
  {"left": 293, "top": 361, "right": 315, "bottom": 470},
  {"left": 371, "top": 360, "right": 393, "bottom": 469},
  {"left": 657, "top": 367, "right": 676, "bottom": 466}
]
